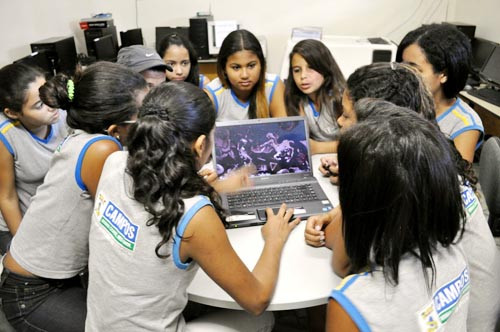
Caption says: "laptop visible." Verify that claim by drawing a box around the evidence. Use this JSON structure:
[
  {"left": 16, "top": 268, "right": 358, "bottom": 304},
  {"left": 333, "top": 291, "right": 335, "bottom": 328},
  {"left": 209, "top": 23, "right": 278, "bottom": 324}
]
[{"left": 213, "top": 116, "right": 334, "bottom": 228}]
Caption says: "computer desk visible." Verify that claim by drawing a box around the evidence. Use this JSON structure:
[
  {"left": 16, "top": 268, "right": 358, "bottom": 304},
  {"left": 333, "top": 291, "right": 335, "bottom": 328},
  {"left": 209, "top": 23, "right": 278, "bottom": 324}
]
[
  {"left": 460, "top": 91, "right": 500, "bottom": 137},
  {"left": 187, "top": 154, "right": 342, "bottom": 310}
]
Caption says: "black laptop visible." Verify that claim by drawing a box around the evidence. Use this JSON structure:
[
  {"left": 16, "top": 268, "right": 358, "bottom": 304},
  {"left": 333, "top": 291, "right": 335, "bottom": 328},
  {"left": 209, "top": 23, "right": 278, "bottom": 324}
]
[{"left": 213, "top": 116, "right": 333, "bottom": 228}]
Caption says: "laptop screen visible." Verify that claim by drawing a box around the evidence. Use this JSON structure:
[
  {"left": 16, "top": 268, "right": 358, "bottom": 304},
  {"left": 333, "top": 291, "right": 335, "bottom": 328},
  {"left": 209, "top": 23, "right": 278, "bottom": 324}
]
[{"left": 213, "top": 117, "right": 311, "bottom": 179}]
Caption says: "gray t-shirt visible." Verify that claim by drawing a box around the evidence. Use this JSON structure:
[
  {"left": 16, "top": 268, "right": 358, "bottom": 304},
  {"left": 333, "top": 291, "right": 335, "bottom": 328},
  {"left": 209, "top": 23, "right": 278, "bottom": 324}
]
[
  {"left": 10, "top": 130, "right": 121, "bottom": 279},
  {"left": 458, "top": 184, "right": 500, "bottom": 331},
  {"left": 330, "top": 244, "right": 470, "bottom": 331},
  {"left": 0, "top": 111, "right": 68, "bottom": 231},
  {"left": 302, "top": 99, "right": 339, "bottom": 141},
  {"left": 205, "top": 73, "right": 280, "bottom": 121},
  {"left": 437, "top": 98, "right": 484, "bottom": 150},
  {"left": 86, "top": 151, "right": 213, "bottom": 331}
]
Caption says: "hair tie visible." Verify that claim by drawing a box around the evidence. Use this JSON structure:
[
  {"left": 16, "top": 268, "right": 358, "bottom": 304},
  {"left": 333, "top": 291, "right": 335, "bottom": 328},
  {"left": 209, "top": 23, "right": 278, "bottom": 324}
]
[{"left": 67, "top": 79, "right": 75, "bottom": 102}]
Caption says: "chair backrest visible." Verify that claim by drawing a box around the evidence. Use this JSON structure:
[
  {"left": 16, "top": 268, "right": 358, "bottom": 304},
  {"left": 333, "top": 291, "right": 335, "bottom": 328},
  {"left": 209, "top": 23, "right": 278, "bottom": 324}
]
[
  {"left": 479, "top": 136, "right": 500, "bottom": 236},
  {"left": 120, "top": 28, "right": 143, "bottom": 48}
]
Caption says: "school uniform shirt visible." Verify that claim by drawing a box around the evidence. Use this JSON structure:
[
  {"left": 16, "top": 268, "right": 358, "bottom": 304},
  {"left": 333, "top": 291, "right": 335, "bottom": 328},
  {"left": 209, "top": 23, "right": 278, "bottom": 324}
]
[
  {"left": 437, "top": 98, "right": 484, "bottom": 150},
  {"left": 86, "top": 151, "right": 212, "bottom": 331},
  {"left": 458, "top": 184, "right": 500, "bottom": 331},
  {"left": 199, "top": 74, "right": 209, "bottom": 88},
  {"left": 9, "top": 130, "right": 122, "bottom": 279},
  {"left": 302, "top": 98, "right": 339, "bottom": 141},
  {"left": 205, "top": 73, "right": 280, "bottom": 121},
  {"left": 0, "top": 111, "right": 68, "bottom": 232},
  {"left": 330, "top": 244, "right": 470, "bottom": 331}
]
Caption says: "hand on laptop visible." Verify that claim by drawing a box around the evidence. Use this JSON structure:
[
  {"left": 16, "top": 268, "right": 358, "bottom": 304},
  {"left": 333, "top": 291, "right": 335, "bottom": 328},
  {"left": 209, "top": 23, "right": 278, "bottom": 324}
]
[
  {"left": 211, "top": 165, "right": 256, "bottom": 193},
  {"left": 261, "top": 204, "right": 301, "bottom": 245},
  {"left": 318, "top": 155, "right": 339, "bottom": 185}
]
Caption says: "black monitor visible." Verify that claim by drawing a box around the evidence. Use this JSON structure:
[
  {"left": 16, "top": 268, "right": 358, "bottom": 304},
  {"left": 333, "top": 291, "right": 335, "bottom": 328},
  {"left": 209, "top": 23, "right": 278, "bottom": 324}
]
[
  {"left": 155, "top": 26, "right": 189, "bottom": 53},
  {"left": 94, "top": 34, "right": 118, "bottom": 62},
  {"left": 471, "top": 37, "right": 497, "bottom": 73},
  {"left": 14, "top": 50, "right": 55, "bottom": 76},
  {"left": 120, "top": 28, "right": 143, "bottom": 47},
  {"left": 480, "top": 45, "right": 500, "bottom": 87}
]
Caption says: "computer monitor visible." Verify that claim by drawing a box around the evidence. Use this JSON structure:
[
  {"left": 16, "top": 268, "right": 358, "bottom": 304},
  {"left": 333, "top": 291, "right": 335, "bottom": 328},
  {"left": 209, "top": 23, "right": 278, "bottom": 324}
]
[
  {"left": 471, "top": 37, "right": 497, "bottom": 73},
  {"left": 94, "top": 34, "right": 117, "bottom": 62},
  {"left": 14, "top": 50, "right": 55, "bottom": 76},
  {"left": 155, "top": 26, "right": 189, "bottom": 52},
  {"left": 120, "top": 28, "right": 143, "bottom": 47},
  {"left": 480, "top": 45, "right": 500, "bottom": 87}
]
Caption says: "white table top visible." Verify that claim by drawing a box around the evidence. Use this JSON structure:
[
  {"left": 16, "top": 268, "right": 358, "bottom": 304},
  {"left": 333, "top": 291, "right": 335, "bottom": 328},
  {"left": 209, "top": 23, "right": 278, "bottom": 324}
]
[
  {"left": 460, "top": 90, "right": 500, "bottom": 118},
  {"left": 187, "top": 154, "right": 342, "bottom": 310}
]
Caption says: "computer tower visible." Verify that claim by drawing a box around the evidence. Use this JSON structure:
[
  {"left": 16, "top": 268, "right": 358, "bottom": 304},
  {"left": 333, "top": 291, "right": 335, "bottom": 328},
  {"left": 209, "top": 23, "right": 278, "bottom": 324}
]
[
  {"left": 189, "top": 15, "right": 213, "bottom": 59},
  {"left": 84, "top": 26, "right": 118, "bottom": 57},
  {"left": 14, "top": 50, "right": 55, "bottom": 76},
  {"left": 155, "top": 26, "right": 189, "bottom": 53},
  {"left": 30, "top": 36, "right": 77, "bottom": 74},
  {"left": 443, "top": 22, "right": 476, "bottom": 42}
]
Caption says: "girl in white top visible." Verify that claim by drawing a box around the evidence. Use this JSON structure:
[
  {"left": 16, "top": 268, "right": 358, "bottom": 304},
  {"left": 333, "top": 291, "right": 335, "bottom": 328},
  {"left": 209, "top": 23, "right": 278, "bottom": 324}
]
[
  {"left": 205, "top": 29, "right": 287, "bottom": 121},
  {"left": 327, "top": 103, "right": 470, "bottom": 331},
  {"left": 158, "top": 33, "right": 211, "bottom": 88},
  {"left": 86, "top": 81, "right": 300, "bottom": 331},
  {"left": 0, "top": 63, "right": 68, "bottom": 253},
  {"left": 285, "top": 39, "right": 346, "bottom": 154}
]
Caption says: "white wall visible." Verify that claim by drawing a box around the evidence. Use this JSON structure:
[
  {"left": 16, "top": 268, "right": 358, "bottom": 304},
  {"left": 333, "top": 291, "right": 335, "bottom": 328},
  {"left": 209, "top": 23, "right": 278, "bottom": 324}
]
[
  {"left": 453, "top": 0, "right": 500, "bottom": 43},
  {"left": 1, "top": 0, "right": 496, "bottom": 73},
  {"left": 0, "top": 0, "right": 92, "bottom": 67}
]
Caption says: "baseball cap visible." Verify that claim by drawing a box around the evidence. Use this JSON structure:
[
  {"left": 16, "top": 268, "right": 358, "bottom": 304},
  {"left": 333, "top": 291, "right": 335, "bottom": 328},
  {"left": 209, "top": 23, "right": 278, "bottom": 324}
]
[{"left": 117, "top": 45, "right": 173, "bottom": 73}]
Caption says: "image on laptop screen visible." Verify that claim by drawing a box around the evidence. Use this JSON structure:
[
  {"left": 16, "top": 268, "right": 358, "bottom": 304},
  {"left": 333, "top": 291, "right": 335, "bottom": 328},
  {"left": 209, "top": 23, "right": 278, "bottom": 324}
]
[{"left": 214, "top": 119, "right": 311, "bottom": 179}]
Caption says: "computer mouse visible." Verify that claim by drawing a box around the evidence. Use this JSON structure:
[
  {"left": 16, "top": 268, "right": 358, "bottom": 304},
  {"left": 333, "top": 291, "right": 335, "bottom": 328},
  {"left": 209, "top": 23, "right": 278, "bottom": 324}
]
[{"left": 464, "top": 84, "right": 473, "bottom": 91}]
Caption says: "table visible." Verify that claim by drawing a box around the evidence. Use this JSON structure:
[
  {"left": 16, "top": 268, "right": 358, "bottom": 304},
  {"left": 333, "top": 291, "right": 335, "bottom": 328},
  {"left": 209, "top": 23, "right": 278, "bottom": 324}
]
[
  {"left": 187, "top": 154, "right": 342, "bottom": 310},
  {"left": 460, "top": 91, "right": 500, "bottom": 137}
]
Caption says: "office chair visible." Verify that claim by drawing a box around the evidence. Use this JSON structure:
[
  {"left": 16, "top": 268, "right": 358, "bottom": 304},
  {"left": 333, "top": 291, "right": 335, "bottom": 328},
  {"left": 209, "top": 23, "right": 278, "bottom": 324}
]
[
  {"left": 120, "top": 28, "right": 143, "bottom": 48},
  {"left": 479, "top": 136, "right": 500, "bottom": 236}
]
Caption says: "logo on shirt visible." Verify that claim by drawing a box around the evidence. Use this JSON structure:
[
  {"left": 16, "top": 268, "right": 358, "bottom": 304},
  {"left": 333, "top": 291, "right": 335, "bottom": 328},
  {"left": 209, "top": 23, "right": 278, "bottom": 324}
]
[
  {"left": 94, "top": 192, "right": 139, "bottom": 251},
  {"left": 461, "top": 186, "right": 478, "bottom": 217},
  {"left": 417, "top": 267, "right": 470, "bottom": 330}
]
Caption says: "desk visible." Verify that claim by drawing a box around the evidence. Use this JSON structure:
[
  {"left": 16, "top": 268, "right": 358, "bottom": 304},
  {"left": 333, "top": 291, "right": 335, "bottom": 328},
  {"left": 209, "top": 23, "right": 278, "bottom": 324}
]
[
  {"left": 187, "top": 155, "right": 342, "bottom": 310},
  {"left": 460, "top": 91, "right": 500, "bottom": 137},
  {"left": 199, "top": 58, "right": 218, "bottom": 81}
]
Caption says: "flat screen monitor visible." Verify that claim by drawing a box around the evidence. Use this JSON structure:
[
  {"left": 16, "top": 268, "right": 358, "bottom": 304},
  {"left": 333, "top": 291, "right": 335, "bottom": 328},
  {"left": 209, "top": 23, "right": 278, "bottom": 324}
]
[
  {"left": 94, "top": 34, "right": 117, "bottom": 62},
  {"left": 14, "top": 50, "right": 54, "bottom": 76},
  {"left": 155, "top": 27, "right": 189, "bottom": 53},
  {"left": 481, "top": 45, "right": 500, "bottom": 87},
  {"left": 120, "top": 28, "right": 143, "bottom": 47},
  {"left": 471, "top": 37, "right": 497, "bottom": 73}
]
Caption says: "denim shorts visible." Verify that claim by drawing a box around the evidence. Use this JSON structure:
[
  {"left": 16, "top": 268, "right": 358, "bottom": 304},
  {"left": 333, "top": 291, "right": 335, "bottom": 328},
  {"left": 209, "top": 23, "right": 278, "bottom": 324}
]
[{"left": 0, "top": 266, "right": 86, "bottom": 332}]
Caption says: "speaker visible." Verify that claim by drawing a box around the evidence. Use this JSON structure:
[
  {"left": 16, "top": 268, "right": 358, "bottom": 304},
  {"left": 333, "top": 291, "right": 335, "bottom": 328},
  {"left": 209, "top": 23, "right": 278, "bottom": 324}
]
[
  {"left": 30, "top": 36, "right": 77, "bottom": 74},
  {"left": 189, "top": 15, "right": 213, "bottom": 59}
]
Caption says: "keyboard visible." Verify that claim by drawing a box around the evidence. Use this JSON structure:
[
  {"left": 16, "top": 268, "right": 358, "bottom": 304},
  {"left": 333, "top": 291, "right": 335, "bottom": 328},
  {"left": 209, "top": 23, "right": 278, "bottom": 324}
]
[
  {"left": 227, "top": 184, "right": 318, "bottom": 209},
  {"left": 468, "top": 88, "right": 500, "bottom": 107}
]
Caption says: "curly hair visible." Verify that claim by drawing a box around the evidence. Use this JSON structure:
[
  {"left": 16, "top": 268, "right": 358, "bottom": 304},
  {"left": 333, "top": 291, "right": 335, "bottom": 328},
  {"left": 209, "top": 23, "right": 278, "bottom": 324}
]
[
  {"left": 126, "top": 81, "right": 225, "bottom": 258},
  {"left": 396, "top": 23, "right": 471, "bottom": 99},
  {"left": 39, "top": 62, "right": 147, "bottom": 133},
  {"left": 347, "top": 62, "right": 436, "bottom": 121},
  {"left": 285, "top": 39, "right": 346, "bottom": 119}
]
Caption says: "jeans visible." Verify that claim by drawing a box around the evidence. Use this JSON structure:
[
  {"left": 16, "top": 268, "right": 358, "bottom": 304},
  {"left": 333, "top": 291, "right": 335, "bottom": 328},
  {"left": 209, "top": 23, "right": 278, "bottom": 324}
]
[
  {"left": 0, "top": 267, "right": 86, "bottom": 332},
  {"left": 0, "top": 231, "right": 12, "bottom": 255}
]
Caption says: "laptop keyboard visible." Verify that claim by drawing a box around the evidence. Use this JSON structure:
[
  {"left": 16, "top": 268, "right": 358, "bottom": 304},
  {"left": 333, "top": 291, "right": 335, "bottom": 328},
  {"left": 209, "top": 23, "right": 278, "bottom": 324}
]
[
  {"left": 227, "top": 184, "right": 318, "bottom": 209},
  {"left": 468, "top": 88, "right": 500, "bottom": 107}
]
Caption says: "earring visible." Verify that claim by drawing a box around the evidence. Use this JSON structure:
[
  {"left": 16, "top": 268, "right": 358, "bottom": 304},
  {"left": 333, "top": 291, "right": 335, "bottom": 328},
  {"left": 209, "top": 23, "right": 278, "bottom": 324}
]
[{"left": 115, "top": 135, "right": 120, "bottom": 140}]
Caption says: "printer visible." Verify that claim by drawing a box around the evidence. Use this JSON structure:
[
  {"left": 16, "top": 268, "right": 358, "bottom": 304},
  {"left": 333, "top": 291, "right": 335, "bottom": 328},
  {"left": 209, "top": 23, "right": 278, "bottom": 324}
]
[{"left": 280, "top": 35, "right": 397, "bottom": 80}]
